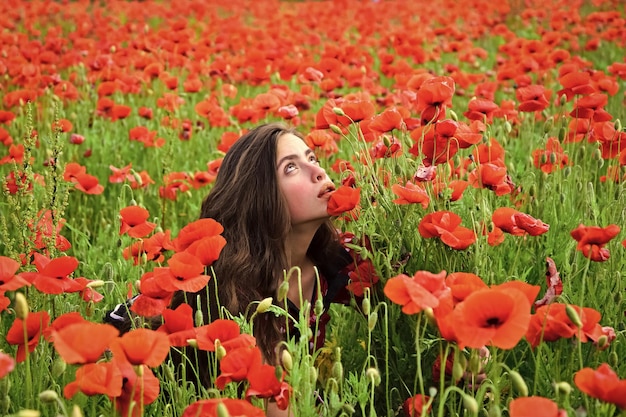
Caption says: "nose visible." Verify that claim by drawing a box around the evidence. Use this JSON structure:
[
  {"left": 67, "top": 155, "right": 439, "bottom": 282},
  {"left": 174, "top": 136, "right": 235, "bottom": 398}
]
[{"left": 311, "top": 162, "right": 327, "bottom": 182}]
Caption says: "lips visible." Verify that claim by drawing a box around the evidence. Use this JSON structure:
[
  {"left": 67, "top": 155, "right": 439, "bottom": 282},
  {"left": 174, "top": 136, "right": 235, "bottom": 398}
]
[{"left": 318, "top": 182, "right": 336, "bottom": 198}]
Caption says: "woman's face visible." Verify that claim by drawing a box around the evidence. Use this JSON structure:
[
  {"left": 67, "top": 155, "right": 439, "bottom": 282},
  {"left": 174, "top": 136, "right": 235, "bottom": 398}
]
[{"left": 276, "top": 133, "right": 335, "bottom": 227}]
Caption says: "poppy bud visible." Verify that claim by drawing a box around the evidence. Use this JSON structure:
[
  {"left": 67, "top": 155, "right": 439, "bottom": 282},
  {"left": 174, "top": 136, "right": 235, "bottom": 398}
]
[
  {"left": 468, "top": 350, "right": 482, "bottom": 375},
  {"left": 592, "top": 148, "right": 602, "bottom": 161},
  {"left": 309, "top": 365, "right": 318, "bottom": 384},
  {"left": 70, "top": 405, "right": 84, "bottom": 417},
  {"left": 0, "top": 396, "right": 9, "bottom": 415},
  {"left": 563, "top": 166, "right": 571, "bottom": 177},
  {"left": 195, "top": 309, "right": 204, "bottom": 327},
  {"left": 528, "top": 184, "right": 537, "bottom": 197},
  {"left": 509, "top": 370, "right": 528, "bottom": 396},
  {"left": 565, "top": 304, "right": 583, "bottom": 328},
  {"left": 366, "top": 367, "right": 381, "bottom": 386},
  {"left": 361, "top": 297, "right": 371, "bottom": 316},
  {"left": 256, "top": 297, "right": 273, "bottom": 314},
  {"left": 38, "top": 390, "right": 59, "bottom": 404},
  {"left": 216, "top": 344, "right": 227, "bottom": 360},
  {"left": 281, "top": 349, "right": 293, "bottom": 372},
  {"left": 452, "top": 356, "right": 465, "bottom": 383},
  {"left": 314, "top": 298, "right": 324, "bottom": 316},
  {"left": 609, "top": 351, "right": 618, "bottom": 367},
  {"left": 596, "top": 335, "right": 609, "bottom": 350},
  {"left": 275, "top": 365, "right": 284, "bottom": 380},
  {"left": 558, "top": 126, "right": 567, "bottom": 141},
  {"left": 543, "top": 117, "right": 554, "bottom": 133},
  {"left": 449, "top": 109, "right": 458, "bottom": 122},
  {"left": 367, "top": 311, "right": 378, "bottom": 331},
  {"left": 329, "top": 124, "right": 342, "bottom": 135},
  {"left": 341, "top": 404, "right": 356, "bottom": 415},
  {"left": 332, "top": 107, "right": 346, "bottom": 116},
  {"left": 17, "top": 410, "right": 40, "bottom": 417},
  {"left": 14, "top": 292, "right": 28, "bottom": 320},
  {"left": 554, "top": 381, "right": 571, "bottom": 396},
  {"left": 332, "top": 361, "right": 343, "bottom": 381},
  {"left": 549, "top": 152, "right": 557, "bottom": 164},
  {"left": 217, "top": 402, "right": 230, "bottom": 417},
  {"left": 278, "top": 280, "right": 289, "bottom": 302},
  {"left": 504, "top": 121, "right": 512, "bottom": 134},
  {"left": 462, "top": 393, "right": 478, "bottom": 414},
  {"left": 163, "top": 364, "right": 176, "bottom": 382},
  {"left": 326, "top": 378, "right": 339, "bottom": 394},
  {"left": 132, "top": 171, "right": 144, "bottom": 186},
  {"left": 615, "top": 119, "right": 622, "bottom": 132},
  {"left": 187, "top": 339, "right": 198, "bottom": 349},
  {"left": 51, "top": 357, "right": 66, "bottom": 378}
]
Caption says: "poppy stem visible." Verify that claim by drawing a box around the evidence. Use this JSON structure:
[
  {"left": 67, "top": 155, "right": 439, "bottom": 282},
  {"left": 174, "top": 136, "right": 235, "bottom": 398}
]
[
  {"left": 413, "top": 313, "right": 426, "bottom": 398},
  {"left": 22, "top": 320, "right": 32, "bottom": 409}
]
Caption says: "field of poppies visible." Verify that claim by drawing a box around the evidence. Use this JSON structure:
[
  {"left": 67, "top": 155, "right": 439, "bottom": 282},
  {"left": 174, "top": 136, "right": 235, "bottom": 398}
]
[{"left": 1, "top": 0, "right": 626, "bottom": 416}]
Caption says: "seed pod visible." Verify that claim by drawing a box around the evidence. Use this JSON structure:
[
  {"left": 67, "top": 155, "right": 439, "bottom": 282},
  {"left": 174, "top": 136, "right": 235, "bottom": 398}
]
[
  {"left": 509, "top": 370, "right": 528, "bottom": 397},
  {"left": 462, "top": 393, "right": 478, "bottom": 414},
  {"left": 361, "top": 297, "right": 371, "bottom": 316},
  {"left": 278, "top": 280, "right": 289, "bottom": 302},
  {"left": 554, "top": 381, "right": 572, "bottom": 396},
  {"left": 367, "top": 312, "right": 378, "bottom": 331},
  {"left": 314, "top": 298, "right": 324, "bottom": 316}
]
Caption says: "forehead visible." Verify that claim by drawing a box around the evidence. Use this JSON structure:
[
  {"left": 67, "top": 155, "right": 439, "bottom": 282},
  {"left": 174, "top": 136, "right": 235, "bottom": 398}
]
[{"left": 276, "top": 133, "right": 309, "bottom": 159}]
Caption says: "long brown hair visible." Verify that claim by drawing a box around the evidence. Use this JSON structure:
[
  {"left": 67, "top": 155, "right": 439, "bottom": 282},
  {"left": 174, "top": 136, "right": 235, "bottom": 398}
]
[{"left": 171, "top": 123, "right": 345, "bottom": 384}]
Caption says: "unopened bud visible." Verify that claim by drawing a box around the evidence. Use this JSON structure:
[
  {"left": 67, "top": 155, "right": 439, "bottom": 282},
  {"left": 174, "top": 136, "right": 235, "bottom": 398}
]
[
  {"left": 596, "top": 335, "right": 609, "bottom": 349},
  {"left": 38, "top": 390, "right": 59, "bottom": 404},
  {"left": 565, "top": 304, "right": 583, "bottom": 328},
  {"left": 51, "top": 357, "right": 66, "bottom": 378},
  {"left": 543, "top": 118, "right": 554, "bottom": 133},
  {"left": 341, "top": 404, "right": 356, "bottom": 414},
  {"left": 329, "top": 124, "right": 343, "bottom": 135},
  {"left": 186, "top": 339, "right": 198, "bottom": 349},
  {"left": 615, "top": 119, "right": 622, "bottom": 132},
  {"left": 14, "top": 292, "right": 28, "bottom": 320},
  {"left": 194, "top": 309, "right": 204, "bottom": 327},
  {"left": 554, "top": 381, "right": 572, "bottom": 396},
  {"left": 256, "top": 297, "right": 273, "bottom": 314},
  {"left": 70, "top": 405, "right": 84, "bottom": 417},
  {"left": 549, "top": 152, "right": 557, "bottom": 164},
  {"left": 275, "top": 365, "right": 284, "bottom": 380},
  {"left": 462, "top": 393, "right": 478, "bottom": 414},
  {"left": 332, "top": 107, "right": 346, "bottom": 116},
  {"left": 278, "top": 280, "right": 289, "bottom": 302},
  {"left": 367, "top": 311, "right": 378, "bottom": 331},
  {"left": 449, "top": 109, "right": 458, "bottom": 122},
  {"left": 452, "top": 357, "right": 465, "bottom": 382},
  {"left": 86, "top": 280, "right": 105, "bottom": 288},
  {"left": 509, "top": 370, "right": 528, "bottom": 396},
  {"left": 488, "top": 404, "right": 502, "bottom": 417},
  {"left": 365, "top": 367, "right": 381, "bottom": 386},
  {"left": 281, "top": 349, "right": 293, "bottom": 372},
  {"left": 592, "top": 148, "right": 602, "bottom": 161},
  {"left": 558, "top": 126, "right": 567, "bottom": 141},
  {"left": 504, "top": 121, "right": 512, "bottom": 134},
  {"left": 17, "top": 410, "right": 40, "bottom": 417},
  {"left": 332, "top": 361, "right": 343, "bottom": 381},
  {"left": 309, "top": 365, "right": 318, "bottom": 384},
  {"left": 361, "top": 298, "right": 370, "bottom": 316},
  {"left": 216, "top": 345, "right": 227, "bottom": 360},
  {"left": 609, "top": 351, "right": 619, "bottom": 367},
  {"left": 314, "top": 298, "right": 324, "bottom": 316}
]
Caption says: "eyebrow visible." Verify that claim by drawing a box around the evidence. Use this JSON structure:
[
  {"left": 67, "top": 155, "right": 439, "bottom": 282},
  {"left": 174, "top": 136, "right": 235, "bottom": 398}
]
[{"left": 276, "top": 148, "right": 315, "bottom": 169}]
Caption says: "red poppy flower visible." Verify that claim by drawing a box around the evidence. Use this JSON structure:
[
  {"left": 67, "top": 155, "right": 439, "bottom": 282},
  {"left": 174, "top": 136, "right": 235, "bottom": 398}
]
[
  {"left": 574, "top": 363, "right": 626, "bottom": 409},
  {"left": 416, "top": 76, "right": 455, "bottom": 124},
  {"left": 526, "top": 303, "right": 602, "bottom": 347},
  {"left": 182, "top": 398, "right": 266, "bottom": 417},
  {"left": 335, "top": 93, "right": 376, "bottom": 126},
  {"left": 113, "top": 361, "right": 160, "bottom": 417},
  {"left": 369, "top": 107, "right": 407, "bottom": 133},
  {"left": 153, "top": 252, "right": 211, "bottom": 293},
  {"left": 516, "top": 84, "right": 551, "bottom": 112},
  {"left": 464, "top": 98, "right": 499, "bottom": 123},
  {"left": 450, "top": 286, "right": 532, "bottom": 349},
  {"left": 0, "top": 144, "right": 25, "bottom": 165},
  {"left": 109, "top": 328, "right": 170, "bottom": 367},
  {"left": 6, "top": 310, "right": 50, "bottom": 362},
  {"left": 0, "top": 256, "right": 30, "bottom": 291},
  {"left": 172, "top": 218, "right": 224, "bottom": 252},
  {"left": 347, "top": 259, "right": 380, "bottom": 297},
  {"left": 71, "top": 173, "right": 104, "bottom": 195},
  {"left": 391, "top": 181, "right": 430, "bottom": 208},
  {"left": 131, "top": 271, "right": 175, "bottom": 317},
  {"left": 384, "top": 270, "right": 449, "bottom": 314},
  {"left": 433, "top": 179, "right": 468, "bottom": 202},
  {"left": 183, "top": 235, "right": 227, "bottom": 267},
  {"left": 195, "top": 319, "right": 256, "bottom": 353},
  {"left": 532, "top": 137, "right": 570, "bottom": 173},
  {"left": 468, "top": 163, "right": 514, "bottom": 196},
  {"left": 418, "top": 211, "right": 476, "bottom": 250},
  {"left": 246, "top": 363, "right": 292, "bottom": 410},
  {"left": 410, "top": 120, "right": 461, "bottom": 166},
  {"left": 509, "top": 396, "right": 564, "bottom": 417},
  {"left": 570, "top": 224, "right": 620, "bottom": 262},
  {"left": 157, "top": 303, "right": 196, "bottom": 347},
  {"left": 51, "top": 119, "right": 73, "bottom": 133},
  {"left": 19, "top": 253, "right": 86, "bottom": 295},
  {"left": 50, "top": 321, "right": 119, "bottom": 364},
  {"left": 63, "top": 362, "right": 123, "bottom": 399},
  {"left": 327, "top": 186, "right": 361, "bottom": 217},
  {"left": 403, "top": 394, "right": 431, "bottom": 417},
  {"left": 0, "top": 352, "right": 15, "bottom": 379},
  {"left": 492, "top": 207, "right": 550, "bottom": 236},
  {"left": 216, "top": 345, "right": 263, "bottom": 389},
  {"left": 304, "top": 130, "right": 339, "bottom": 156},
  {"left": 119, "top": 206, "right": 156, "bottom": 239}
]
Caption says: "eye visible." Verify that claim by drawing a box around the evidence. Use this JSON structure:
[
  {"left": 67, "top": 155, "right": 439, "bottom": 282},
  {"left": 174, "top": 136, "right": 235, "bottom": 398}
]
[
  {"left": 309, "top": 154, "right": 319, "bottom": 164},
  {"left": 284, "top": 162, "right": 297, "bottom": 174}
]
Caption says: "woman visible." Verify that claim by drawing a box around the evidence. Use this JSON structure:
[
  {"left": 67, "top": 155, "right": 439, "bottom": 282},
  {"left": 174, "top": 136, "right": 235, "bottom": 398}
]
[{"left": 106, "top": 123, "right": 355, "bottom": 399}]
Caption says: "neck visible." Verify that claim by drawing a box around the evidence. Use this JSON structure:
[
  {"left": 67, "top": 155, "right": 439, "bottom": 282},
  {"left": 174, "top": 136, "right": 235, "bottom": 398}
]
[{"left": 286, "top": 222, "right": 323, "bottom": 268}]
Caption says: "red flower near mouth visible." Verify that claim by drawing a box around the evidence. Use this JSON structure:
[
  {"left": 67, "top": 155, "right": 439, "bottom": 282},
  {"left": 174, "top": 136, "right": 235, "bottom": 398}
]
[
  {"left": 6, "top": 311, "right": 50, "bottom": 362},
  {"left": 570, "top": 224, "right": 620, "bottom": 262},
  {"left": 574, "top": 363, "right": 626, "bottom": 409},
  {"left": 492, "top": 207, "right": 550, "bottom": 236},
  {"left": 119, "top": 206, "right": 156, "bottom": 239},
  {"left": 418, "top": 211, "right": 476, "bottom": 250},
  {"left": 327, "top": 186, "right": 361, "bottom": 217}
]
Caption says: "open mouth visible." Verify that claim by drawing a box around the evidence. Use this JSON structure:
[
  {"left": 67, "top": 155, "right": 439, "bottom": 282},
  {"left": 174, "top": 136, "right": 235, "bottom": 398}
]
[{"left": 318, "top": 182, "right": 336, "bottom": 198}]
